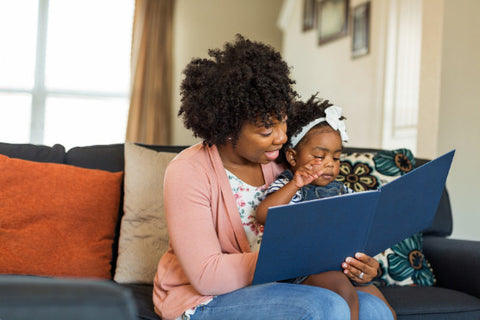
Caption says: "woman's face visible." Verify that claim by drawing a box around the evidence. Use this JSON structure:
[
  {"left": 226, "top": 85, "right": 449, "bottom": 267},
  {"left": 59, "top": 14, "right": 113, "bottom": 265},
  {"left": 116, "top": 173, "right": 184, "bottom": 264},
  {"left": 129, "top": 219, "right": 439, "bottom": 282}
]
[{"left": 232, "top": 115, "right": 288, "bottom": 165}]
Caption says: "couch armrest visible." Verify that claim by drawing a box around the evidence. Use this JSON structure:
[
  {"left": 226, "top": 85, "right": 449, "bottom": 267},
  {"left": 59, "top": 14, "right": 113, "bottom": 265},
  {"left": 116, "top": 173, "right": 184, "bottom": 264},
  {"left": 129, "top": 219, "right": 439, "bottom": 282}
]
[
  {"left": 423, "top": 235, "right": 480, "bottom": 299},
  {"left": 0, "top": 276, "right": 137, "bottom": 320}
]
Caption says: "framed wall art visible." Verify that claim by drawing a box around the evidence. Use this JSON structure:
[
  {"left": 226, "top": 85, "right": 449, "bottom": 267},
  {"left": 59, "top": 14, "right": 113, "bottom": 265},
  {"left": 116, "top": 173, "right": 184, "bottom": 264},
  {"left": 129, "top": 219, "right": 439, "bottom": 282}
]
[
  {"left": 303, "top": 0, "right": 316, "bottom": 31},
  {"left": 316, "top": 0, "right": 349, "bottom": 45},
  {"left": 351, "top": 1, "right": 371, "bottom": 58}
]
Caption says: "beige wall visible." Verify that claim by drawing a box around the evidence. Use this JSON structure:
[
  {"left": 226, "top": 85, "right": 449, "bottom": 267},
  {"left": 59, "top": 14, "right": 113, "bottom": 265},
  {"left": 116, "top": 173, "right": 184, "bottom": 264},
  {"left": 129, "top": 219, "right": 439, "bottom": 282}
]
[
  {"left": 172, "top": 0, "right": 284, "bottom": 145},
  {"left": 282, "top": 0, "right": 385, "bottom": 148},
  {"left": 416, "top": 0, "right": 443, "bottom": 159},
  {"left": 436, "top": 0, "right": 480, "bottom": 240},
  {"left": 282, "top": 0, "right": 480, "bottom": 240}
]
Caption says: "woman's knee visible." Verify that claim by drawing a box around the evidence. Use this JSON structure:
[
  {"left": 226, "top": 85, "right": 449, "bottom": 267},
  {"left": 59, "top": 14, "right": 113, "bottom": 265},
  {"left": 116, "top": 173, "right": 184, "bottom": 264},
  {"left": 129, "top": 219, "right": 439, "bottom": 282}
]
[
  {"left": 357, "top": 291, "right": 394, "bottom": 320},
  {"left": 287, "top": 285, "right": 350, "bottom": 320}
]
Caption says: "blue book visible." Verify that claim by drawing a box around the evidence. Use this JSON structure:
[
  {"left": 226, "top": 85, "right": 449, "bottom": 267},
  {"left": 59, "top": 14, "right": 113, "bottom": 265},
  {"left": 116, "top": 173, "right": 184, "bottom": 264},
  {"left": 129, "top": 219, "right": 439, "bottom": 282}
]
[{"left": 252, "top": 150, "right": 455, "bottom": 285}]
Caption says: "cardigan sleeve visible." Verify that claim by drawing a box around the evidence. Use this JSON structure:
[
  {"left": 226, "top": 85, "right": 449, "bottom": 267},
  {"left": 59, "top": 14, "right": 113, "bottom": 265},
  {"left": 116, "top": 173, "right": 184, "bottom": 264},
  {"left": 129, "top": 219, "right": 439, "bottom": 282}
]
[{"left": 163, "top": 158, "right": 258, "bottom": 296}]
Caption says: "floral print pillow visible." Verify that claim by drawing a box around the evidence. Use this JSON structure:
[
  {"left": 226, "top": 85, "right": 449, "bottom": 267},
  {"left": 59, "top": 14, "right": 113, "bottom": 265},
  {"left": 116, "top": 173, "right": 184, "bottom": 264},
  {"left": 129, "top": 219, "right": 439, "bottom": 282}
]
[{"left": 337, "top": 148, "right": 436, "bottom": 287}]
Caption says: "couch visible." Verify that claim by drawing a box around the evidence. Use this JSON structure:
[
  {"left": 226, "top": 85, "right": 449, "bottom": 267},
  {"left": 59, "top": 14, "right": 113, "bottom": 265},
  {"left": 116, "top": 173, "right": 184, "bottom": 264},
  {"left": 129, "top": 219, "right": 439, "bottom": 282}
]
[{"left": 0, "top": 142, "right": 479, "bottom": 320}]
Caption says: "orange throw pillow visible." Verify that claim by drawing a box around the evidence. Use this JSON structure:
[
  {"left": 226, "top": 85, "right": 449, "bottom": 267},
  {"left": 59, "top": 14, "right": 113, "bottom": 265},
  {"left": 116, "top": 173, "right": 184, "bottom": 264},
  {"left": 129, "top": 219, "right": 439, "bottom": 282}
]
[{"left": 0, "top": 154, "right": 123, "bottom": 279}]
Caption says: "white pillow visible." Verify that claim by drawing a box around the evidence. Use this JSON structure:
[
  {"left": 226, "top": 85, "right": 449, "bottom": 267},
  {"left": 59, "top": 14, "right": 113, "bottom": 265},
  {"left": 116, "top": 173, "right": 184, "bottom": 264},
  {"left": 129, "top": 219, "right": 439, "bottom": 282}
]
[{"left": 114, "top": 142, "right": 177, "bottom": 283}]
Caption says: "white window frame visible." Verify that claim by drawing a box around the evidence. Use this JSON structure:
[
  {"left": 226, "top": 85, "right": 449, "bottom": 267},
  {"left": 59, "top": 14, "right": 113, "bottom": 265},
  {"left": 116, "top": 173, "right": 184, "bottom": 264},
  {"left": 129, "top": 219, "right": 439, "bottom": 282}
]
[
  {"left": 381, "top": 0, "right": 422, "bottom": 153},
  {"left": 0, "top": 0, "right": 131, "bottom": 145}
]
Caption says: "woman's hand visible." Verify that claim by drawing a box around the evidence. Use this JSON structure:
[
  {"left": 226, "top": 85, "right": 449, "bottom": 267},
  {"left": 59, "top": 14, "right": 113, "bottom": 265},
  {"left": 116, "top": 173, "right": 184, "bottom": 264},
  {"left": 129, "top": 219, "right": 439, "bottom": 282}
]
[{"left": 342, "top": 252, "right": 379, "bottom": 284}]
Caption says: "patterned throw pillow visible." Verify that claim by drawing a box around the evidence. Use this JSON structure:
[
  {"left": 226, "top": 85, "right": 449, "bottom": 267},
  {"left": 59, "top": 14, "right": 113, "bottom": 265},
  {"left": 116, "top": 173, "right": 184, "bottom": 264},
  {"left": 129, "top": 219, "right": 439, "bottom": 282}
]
[{"left": 337, "top": 148, "right": 436, "bottom": 286}]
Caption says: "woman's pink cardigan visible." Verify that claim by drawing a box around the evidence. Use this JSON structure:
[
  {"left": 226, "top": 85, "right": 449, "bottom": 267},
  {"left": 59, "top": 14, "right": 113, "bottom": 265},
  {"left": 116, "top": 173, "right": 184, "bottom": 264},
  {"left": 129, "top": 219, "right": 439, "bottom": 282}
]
[{"left": 153, "top": 143, "right": 283, "bottom": 320}]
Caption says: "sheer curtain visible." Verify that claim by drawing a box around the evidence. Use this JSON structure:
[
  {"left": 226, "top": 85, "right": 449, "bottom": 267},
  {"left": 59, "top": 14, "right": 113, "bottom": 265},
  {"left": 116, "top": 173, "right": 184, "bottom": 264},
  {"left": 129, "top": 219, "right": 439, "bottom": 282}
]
[{"left": 126, "top": 0, "right": 174, "bottom": 144}]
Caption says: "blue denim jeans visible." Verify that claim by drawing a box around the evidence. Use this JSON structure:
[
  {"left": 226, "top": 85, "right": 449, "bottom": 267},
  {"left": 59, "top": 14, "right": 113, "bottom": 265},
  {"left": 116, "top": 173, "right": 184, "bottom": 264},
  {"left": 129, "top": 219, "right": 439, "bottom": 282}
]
[{"left": 189, "top": 282, "right": 393, "bottom": 320}]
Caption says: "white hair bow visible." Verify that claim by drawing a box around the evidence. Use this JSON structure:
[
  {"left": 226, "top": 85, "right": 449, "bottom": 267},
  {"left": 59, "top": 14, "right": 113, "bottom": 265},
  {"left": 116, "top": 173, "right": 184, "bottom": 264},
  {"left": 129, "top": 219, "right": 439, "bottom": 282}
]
[{"left": 289, "top": 105, "right": 349, "bottom": 148}]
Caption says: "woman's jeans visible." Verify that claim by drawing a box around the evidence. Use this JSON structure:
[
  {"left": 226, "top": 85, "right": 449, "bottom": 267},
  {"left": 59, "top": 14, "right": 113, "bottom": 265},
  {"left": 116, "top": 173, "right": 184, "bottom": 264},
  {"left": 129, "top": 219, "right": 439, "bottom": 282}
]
[{"left": 189, "top": 282, "right": 394, "bottom": 320}]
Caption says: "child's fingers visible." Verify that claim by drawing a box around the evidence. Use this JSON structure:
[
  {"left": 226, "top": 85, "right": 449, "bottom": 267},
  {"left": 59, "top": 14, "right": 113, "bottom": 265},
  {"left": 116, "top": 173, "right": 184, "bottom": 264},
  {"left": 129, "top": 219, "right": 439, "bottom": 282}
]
[
  {"left": 303, "top": 168, "right": 320, "bottom": 180},
  {"left": 310, "top": 163, "right": 324, "bottom": 176},
  {"left": 299, "top": 171, "right": 316, "bottom": 182},
  {"left": 312, "top": 166, "right": 324, "bottom": 176},
  {"left": 305, "top": 159, "right": 323, "bottom": 171},
  {"left": 293, "top": 170, "right": 316, "bottom": 187}
]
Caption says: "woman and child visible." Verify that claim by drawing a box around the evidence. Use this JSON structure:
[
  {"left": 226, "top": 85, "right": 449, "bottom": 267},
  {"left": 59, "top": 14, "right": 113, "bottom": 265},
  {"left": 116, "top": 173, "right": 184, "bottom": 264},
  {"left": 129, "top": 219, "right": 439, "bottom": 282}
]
[{"left": 153, "top": 35, "right": 396, "bottom": 320}]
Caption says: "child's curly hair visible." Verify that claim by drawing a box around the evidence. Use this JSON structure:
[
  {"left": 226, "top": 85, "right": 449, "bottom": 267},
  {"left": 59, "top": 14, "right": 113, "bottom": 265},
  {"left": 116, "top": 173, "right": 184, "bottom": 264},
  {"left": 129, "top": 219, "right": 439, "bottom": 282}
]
[
  {"left": 178, "top": 34, "right": 297, "bottom": 146},
  {"left": 276, "top": 94, "right": 344, "bottom": 165}
]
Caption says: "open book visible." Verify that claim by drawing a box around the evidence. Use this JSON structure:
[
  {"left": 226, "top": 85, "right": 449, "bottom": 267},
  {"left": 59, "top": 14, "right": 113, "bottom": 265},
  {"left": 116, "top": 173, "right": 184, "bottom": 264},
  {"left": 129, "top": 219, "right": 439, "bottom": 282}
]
[{"left": 252, "top": 150, "right": 455, "bottom": 285}]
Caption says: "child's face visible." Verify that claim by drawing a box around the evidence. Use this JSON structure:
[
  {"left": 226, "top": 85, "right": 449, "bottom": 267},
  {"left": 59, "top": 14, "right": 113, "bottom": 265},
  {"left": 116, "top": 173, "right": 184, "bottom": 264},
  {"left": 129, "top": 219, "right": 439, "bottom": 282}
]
[{"left": 289, "top": 126, "right": 343, "bottom": 187}]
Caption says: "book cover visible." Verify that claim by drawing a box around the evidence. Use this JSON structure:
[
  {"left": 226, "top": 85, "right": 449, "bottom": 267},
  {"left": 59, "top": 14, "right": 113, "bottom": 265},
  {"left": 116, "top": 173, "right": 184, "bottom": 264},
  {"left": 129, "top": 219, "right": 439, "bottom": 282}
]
[{"left": 252, "top": 150, "right": 455, "bottom": 285}]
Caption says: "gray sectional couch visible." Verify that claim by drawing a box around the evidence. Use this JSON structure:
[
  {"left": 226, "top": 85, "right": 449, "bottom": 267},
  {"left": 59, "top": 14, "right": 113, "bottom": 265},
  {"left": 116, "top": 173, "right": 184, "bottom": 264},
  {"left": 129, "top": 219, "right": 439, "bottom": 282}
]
[{"left": 0, "top": 142, "right": 479, "bottom": 320}]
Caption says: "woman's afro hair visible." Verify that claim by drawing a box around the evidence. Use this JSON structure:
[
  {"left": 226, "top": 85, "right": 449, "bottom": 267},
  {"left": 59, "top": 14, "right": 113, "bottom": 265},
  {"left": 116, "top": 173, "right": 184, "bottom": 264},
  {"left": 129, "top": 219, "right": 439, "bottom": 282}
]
[{"left": 178, "top": 34, "right": 297, "bottom": 146}]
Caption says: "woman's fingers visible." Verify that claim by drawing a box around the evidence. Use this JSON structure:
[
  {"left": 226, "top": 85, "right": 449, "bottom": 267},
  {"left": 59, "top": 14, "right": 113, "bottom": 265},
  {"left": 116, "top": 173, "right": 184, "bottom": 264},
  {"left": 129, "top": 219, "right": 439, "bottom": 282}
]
[{"left": 342, "top": 252, "right": 379, "bottom": 283}]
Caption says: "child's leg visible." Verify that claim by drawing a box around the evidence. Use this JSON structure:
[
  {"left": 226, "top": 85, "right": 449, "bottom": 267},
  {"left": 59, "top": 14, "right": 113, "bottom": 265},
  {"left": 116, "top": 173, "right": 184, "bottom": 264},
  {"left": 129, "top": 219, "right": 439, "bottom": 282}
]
[
  {"left": 303, "top": 271, "right": 359, "bottom": 320},
  {"left": 355, "top": 284, "right": 397, "bottom": 320}
]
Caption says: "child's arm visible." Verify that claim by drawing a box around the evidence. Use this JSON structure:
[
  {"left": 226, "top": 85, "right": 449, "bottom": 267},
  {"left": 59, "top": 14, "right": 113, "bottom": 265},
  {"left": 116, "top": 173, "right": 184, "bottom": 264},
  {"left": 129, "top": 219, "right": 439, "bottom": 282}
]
[
  {"left": 257, "top": 159, "right": 324, "bottom": 225},
  {"left": 257, "top": 180, "right": 302, "bottom": 225}
]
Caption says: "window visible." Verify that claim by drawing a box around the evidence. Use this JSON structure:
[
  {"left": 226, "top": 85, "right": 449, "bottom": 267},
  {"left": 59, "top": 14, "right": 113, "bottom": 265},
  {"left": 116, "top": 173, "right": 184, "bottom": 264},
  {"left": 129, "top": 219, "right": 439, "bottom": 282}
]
[{"left": 0, "top": 0, "right": 134, "bottom": 149}]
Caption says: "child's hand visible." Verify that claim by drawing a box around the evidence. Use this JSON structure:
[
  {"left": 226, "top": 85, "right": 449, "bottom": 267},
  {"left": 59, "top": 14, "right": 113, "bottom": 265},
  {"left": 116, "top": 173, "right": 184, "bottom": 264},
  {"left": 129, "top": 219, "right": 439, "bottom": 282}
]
[{"left": 292, "top": 158, "right": 324, "bottom": 188}]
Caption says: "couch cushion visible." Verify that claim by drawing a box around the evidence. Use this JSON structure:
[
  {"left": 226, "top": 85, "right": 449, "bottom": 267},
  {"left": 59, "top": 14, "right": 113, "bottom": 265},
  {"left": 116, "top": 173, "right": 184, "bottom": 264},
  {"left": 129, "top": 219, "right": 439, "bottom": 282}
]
[
  {"left": 114, "top": 143, "right": 178, "bottom": 284},
  {"left": 379, "top": 286, "right": 480, "bottom": 319},
  {"left": 0, "top": 142, "right": 65, "bottom": 163},
  {"left": 121, "top": 284, "right": 160, "bottom": 320},
  {"left": 125, "top": 284, "right": 480, "bottom": 320},
  {"left": 420, "top": 187, "right": 453, "bottom": 237},
  {"left": 65, "top": 144, "right": 125, "bottom": 172},
  {"left": 338, "top": 148, "right": 436, "bottom": 286},
  {"left": 0, "top": 154, "right": 123, "bottom": 279}
]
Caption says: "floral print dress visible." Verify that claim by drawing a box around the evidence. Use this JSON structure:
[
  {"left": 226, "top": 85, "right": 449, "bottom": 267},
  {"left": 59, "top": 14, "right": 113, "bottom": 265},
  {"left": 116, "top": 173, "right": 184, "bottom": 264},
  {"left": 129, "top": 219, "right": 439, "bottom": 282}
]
[{"left": 225, "top": 169, "right": 268, "bottom": 252}]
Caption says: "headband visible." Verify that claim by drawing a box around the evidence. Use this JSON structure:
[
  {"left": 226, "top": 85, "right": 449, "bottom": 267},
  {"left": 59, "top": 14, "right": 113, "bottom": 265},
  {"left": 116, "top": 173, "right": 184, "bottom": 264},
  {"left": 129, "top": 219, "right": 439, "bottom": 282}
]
[{"left": 289, "top": 105, "right": 349, "bottom": 148}]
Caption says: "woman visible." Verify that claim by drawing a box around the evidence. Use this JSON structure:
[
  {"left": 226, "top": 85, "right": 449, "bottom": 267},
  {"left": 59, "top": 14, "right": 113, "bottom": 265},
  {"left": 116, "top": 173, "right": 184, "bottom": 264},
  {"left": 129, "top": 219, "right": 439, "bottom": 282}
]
[{"left": 153, "top": 35, "right": 393, "bottom": 320}]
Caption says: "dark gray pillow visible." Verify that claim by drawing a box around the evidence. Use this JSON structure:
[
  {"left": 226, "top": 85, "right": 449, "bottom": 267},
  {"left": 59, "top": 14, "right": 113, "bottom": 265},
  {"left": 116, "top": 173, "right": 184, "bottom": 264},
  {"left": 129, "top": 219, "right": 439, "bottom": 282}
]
[
  {"left": 65, "top": 144, "right": 125, "bottom": 172},
  {"left": 0, "top": 142, "right": 65, "bottom": 163}
]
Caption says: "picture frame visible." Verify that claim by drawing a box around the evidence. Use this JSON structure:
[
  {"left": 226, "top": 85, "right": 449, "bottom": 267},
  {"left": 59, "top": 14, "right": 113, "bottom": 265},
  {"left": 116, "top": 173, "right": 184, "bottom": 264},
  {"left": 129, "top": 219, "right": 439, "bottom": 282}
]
[
  {"left": 302, "top": 0, "right": 316, "bottom": 31},
  {"left": 351, "top": 2, "right": 371, "bottom": 58},
  {"left": 316, "top": 0, "right": 350, "bottom": 45}
]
